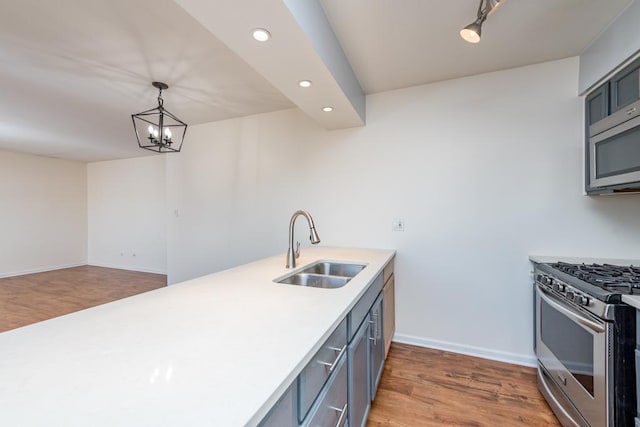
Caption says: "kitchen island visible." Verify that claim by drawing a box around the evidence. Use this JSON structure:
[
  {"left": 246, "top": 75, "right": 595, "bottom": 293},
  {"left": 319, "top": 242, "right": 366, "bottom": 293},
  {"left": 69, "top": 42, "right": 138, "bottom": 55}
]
[{"left": 0, "top": 247, "right": 395, "bottom": 427}]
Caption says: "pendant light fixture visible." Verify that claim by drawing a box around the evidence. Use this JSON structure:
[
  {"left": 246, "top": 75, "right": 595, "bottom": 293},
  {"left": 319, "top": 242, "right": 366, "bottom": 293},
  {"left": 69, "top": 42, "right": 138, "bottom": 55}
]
[
  {"left": 460, "top": 0, "right": 502, "bottom": 44},
  {"left": 131, "top": 82, "right": 187, "bottom": 153}
]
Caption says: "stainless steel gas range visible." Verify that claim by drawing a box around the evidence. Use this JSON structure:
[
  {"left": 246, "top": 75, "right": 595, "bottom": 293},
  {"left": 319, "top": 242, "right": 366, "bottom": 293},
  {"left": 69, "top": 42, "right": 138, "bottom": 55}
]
[{"left": 533, "top": 261, "right": 638, "bottom": 427}]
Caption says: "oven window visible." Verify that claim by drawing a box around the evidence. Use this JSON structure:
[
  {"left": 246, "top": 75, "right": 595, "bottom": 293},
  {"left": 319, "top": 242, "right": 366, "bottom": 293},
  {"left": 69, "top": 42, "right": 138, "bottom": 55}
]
[
  {"left": 541, "top": 299, "right": 595, "bottom": 395},
  {"left": 595, "top": 126, "right": 640, "bottom": 178}
]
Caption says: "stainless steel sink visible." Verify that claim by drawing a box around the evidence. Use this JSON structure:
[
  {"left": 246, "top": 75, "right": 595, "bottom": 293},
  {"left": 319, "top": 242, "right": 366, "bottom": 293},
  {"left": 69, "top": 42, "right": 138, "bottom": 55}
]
[
  {"left": 300, "top": 262, "right": 366, "bottom": 278},
  {"left": 274, "top": 261, "right": 367, "bottom": 289},
  {"left": 277, "top": 273, "right": 350, "bottom": 289}
]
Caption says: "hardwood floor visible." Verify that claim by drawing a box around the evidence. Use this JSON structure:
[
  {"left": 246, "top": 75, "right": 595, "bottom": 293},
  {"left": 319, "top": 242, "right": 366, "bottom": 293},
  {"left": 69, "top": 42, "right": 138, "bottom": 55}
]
[
  {"left": 0, "top": 265, "right": 166, "bottom": 333},
  {"left": 368, "top": 343, "right": 560, "bottom": 427}
]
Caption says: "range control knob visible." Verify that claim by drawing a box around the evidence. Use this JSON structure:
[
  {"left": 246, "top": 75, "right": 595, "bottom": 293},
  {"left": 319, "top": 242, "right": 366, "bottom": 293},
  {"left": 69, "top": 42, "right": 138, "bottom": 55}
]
[
  {"left": 574, "top": 295, "right": 590, "bottom": 306},
  {"left": 565, "top": 291, "right": 575, "bottom": 302},
  {"left": 541, "top": 276, "right": 551, "bottom": 285},
  {"left": 552, "top": 282, "right": 565, "bottom": 292}
]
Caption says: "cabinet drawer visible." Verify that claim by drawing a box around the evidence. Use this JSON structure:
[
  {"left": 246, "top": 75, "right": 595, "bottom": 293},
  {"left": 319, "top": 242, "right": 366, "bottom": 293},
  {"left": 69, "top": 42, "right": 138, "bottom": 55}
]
[
  {"left": 303, "top": 353, "right": 348, "bottom": 427},
  {"left": 299, "top": 318, "right": 347, "bottom": 421},
  {"left": 258, "top": 381, "right": 298, "bottom": 427},
  {"left": 348, "top": 273, "right": 383, "bottom": 341}
]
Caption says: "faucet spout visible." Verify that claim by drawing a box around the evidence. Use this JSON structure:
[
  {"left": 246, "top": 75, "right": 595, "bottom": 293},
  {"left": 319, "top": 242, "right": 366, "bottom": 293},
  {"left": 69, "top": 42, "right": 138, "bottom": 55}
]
[{"left": 286, "top": 210, "right": 321, "bottom": 268}]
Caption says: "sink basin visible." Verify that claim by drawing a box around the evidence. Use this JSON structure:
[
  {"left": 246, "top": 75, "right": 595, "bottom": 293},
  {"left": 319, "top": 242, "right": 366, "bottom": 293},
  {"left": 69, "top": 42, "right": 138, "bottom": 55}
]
[
  {"left": 300, "top": 261, "right": 366, "bottom": 278},
  {"left": 277, "top": 273, "right": 349, "bottom": 289},
  {"left": 274, "top": 261, "right": 367, "bottom": 289}
]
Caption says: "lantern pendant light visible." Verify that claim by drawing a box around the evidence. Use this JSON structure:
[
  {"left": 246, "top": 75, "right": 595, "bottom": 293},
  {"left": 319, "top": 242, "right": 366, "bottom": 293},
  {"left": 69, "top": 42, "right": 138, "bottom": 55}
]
[{"left": 131, "top": 82, "right": 187, "bottom": 153}]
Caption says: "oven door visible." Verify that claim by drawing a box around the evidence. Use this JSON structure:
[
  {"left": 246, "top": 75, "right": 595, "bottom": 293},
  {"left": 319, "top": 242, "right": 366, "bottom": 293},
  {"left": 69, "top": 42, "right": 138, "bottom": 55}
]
[
  {"left": 535, "top": 284, "right": 611, "bottom": 427},
  {"left": 589, "top": 101, "right": 640, "bottom": 189}
]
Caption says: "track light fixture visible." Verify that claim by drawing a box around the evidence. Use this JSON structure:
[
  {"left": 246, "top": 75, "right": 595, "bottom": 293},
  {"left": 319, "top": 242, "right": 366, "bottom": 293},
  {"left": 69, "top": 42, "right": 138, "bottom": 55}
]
[{"left": 460, "top": 0, "right": 502, "bottom": 44}]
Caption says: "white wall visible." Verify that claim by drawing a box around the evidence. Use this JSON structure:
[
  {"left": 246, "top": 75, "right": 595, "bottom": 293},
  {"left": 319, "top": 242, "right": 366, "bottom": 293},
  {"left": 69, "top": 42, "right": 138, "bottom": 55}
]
[
  {"left": 161, "top": 57, "right": 640, "bottom": 365},
  {"left": 87, "top": 156, "right": 166, "bottom": 274},
  {"left": 0, "top": 150, "right": 87, "bottom": 277},
  {"left": 579, "top": 0, "right": 640, "bottom": 93},
  {"left": 86, "top": 57, "right": 640, "bottom": 364}
]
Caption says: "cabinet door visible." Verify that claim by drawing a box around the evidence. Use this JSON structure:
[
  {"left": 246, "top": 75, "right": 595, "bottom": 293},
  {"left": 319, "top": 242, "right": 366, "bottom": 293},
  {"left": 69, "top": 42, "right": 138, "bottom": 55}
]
[
  {"left": 348, "top": 316, "right": 370, "bottom": 427},
  {"left": 585, "top": 83, "right": 609, "bottom": 128},
  {"left": 369, "top": 294, "right": 384, "bottom": 401},
  {"left": 611, "top": 57, "right": 640, "bottom": 113}
]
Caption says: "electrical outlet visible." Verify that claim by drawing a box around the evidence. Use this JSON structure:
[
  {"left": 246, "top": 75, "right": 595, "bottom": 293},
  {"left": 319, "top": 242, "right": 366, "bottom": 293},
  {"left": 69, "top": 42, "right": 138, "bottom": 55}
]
[{"left": 392, "top": 218, "right": 405, "bottom": 231}]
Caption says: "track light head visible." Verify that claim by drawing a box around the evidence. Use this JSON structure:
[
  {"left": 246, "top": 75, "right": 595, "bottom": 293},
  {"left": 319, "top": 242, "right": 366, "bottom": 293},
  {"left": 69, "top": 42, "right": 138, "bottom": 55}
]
[{"left": 460, "top": 0, "right": 503, "bottom": 44}]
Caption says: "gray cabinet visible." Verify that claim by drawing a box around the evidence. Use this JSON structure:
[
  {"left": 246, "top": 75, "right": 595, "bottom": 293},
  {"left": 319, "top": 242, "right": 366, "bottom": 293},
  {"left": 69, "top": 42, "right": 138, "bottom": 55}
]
[
  {"left": 348, "top": 269, "right": 389, "bottom": 427},
  {"left": 348, "top": 274, "right": 383, "bottom": 341},
  {"left": 303, "top": 354, "right": 348, "bottom": 427},
  {"left": 611, "top": 57, "right": 640, "bottom": 114},
  {"left": 258, "top": 382, "right": 298, "bottom": 427},
  {"left": 348, "top": 313, "right": 371, "bottom": 427},
  {"left": 259, "top": 260, "right": 394, "bottom": 427},
  {"left": 586, "top": 83, "right": 609, "bottom": 128},
  {"left": 299, "top": 318, "right": 347, "bottom": 421},
  {"left": 369, "top": 293, "right": 384, "bottom": 401}
]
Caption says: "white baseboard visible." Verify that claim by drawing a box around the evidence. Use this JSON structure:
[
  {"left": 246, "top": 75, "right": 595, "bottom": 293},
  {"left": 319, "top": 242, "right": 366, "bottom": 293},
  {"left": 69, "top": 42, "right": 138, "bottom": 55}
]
[
  {"left": 88, "top": 262, "right": 166, "bottom": 275},
  {"left": 393, "top": 333, "right": 537, "bottom": 368},
  {"left": 0, "top": 262, "right": 87, "bottom": 279}
]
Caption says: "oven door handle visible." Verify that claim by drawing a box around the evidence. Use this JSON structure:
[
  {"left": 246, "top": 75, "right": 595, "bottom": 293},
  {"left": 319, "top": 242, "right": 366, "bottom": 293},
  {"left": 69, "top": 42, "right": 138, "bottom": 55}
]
[{"left": 538, "top": 286, "right": 605, "bottom": 334}]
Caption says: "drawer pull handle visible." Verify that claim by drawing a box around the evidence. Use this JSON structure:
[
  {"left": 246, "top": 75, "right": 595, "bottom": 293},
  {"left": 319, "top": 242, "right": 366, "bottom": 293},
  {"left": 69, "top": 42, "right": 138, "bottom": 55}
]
[
  {"left": 627, "top": 107, "right": 637, "bottom": 115},
  {"left": 317, "top": 345, "right": 346, "bottom": 372},
  {"left": 369, "top": 312, "right": 379, "bottom": 344},
  {"left": 329, "top": 403, "right": 348, "bottom": 427}
]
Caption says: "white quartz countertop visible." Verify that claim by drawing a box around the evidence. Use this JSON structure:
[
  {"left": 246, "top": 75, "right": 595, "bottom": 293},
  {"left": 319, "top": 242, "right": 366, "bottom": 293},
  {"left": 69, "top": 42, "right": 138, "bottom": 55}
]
[
  {"left": 529, "top": 254, "right": 640, "bottom": 310},
  {"left": 0, "top": 246, "right": 395, "bottom": 427}
]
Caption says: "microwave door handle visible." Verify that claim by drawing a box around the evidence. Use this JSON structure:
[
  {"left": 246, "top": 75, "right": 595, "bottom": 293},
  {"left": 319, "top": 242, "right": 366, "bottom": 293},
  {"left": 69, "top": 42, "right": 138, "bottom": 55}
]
[{"left": 538, "top": 286, "right": 605, "bottom": 333}]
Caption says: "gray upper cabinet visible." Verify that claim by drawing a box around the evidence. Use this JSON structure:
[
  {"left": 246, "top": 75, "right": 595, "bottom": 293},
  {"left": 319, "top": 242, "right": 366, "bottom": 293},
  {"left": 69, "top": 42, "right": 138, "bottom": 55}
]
[
  {"left": 586, "top": 83, "right": 609, "bottom": 128},
  {"left": 611, "top": 57, "right": 640, "bottom": 114}
]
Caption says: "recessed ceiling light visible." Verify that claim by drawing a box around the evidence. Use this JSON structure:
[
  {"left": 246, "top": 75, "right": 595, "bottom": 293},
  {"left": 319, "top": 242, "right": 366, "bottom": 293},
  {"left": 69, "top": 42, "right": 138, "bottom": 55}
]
[
  {"left": 252, "top": 28, "right": 271, "bottom": 42},
  {"left": 322, "top": 106, "right": 334, "bottom": 112},
  {"left": 298, "top": 80, "right": 312, "bottom": 88}
]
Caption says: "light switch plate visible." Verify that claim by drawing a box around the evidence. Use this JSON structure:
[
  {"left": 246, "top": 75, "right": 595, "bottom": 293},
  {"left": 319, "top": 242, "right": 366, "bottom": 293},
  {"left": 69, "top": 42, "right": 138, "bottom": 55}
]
[{"left": 392, "top": 218, "right": 405, "bottom": 231}]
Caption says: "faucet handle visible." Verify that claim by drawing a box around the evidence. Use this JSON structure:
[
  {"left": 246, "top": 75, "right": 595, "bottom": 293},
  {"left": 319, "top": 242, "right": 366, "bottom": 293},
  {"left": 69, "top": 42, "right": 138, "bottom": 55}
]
[{"left": 295, "top": 241, "right": 300, "bottom": 259}]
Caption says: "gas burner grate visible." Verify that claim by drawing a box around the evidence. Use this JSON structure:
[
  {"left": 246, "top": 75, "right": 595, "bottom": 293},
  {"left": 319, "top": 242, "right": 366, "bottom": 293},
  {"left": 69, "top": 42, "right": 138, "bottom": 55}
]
[{"left": 551, "top": 262, "right": 640, "bottom": 291}]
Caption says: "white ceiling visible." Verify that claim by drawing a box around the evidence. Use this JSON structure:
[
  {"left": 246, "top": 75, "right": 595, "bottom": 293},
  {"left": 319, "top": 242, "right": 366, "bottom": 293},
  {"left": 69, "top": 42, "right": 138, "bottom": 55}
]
[
  {"left": 319, "top": 0, "right": 633, "bottom": 94},
  {"left": 0, "top": 0, "right": 633, "bottom": 162}
]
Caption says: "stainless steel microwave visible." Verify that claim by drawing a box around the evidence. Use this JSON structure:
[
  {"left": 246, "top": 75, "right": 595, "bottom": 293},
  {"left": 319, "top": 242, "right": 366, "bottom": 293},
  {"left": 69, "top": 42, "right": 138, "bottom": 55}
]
[{"left": 588, "top": 98, "right": 640, "bottom": 192}]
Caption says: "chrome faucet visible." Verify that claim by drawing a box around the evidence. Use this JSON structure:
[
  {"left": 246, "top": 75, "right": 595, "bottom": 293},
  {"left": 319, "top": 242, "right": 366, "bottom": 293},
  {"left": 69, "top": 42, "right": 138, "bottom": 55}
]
[{"left": 286, "top": 210, "right": 321, "bottom": 268}]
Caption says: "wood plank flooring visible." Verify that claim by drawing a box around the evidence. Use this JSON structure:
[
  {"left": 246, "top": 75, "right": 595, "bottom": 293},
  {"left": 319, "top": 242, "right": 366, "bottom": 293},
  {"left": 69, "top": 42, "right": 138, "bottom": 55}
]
[
  {"left": 0, "top": 265, "right": 166, "bottom": 333},
  {"left": 1, "top": 267, "right": 558, "bottom": 425},
  {"left": 368, "top": 343, "right": 560, "bottom": 426}
]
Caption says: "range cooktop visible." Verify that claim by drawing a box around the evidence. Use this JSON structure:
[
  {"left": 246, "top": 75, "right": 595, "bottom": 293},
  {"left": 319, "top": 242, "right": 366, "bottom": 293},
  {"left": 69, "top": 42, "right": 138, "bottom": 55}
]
[{"left": 537, "top": 261, "right": 640, "bottom": 303}]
